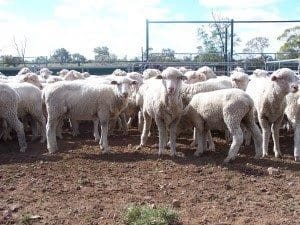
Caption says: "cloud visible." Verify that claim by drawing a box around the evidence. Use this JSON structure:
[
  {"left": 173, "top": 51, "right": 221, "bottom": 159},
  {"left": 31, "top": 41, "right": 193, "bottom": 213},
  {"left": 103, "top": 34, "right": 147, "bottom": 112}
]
[{"left": 199, "top": 0, "right": 280, "bottom": 9}]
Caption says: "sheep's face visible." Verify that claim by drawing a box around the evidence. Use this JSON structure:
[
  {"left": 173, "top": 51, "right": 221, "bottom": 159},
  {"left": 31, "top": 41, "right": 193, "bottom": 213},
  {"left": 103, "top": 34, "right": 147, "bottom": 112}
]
[
  {"left": 111, "top": 78, "right": 137, "bottom": 98},
  {"left": 271, "top": 68, "right": 298, "bottom": 93}
]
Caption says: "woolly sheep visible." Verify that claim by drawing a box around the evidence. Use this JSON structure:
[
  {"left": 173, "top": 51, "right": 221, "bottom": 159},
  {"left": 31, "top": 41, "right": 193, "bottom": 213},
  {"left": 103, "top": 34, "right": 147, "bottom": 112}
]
[
  {"left": 64, "top": 70, "right": 84, "bottom": 81},
  {"left": 184, "top": 70, "right": 207, "bottom": 84},
  {"left": 0, "top": 83, "right": 27, "bottom": 152},
  {"left": 137, "top": 67, "right": 186, "bottom": 156},
  {"left": 142, "top": 68, "right": 161, "bottom": 80},
  {"left": 196, "top": 66, "right": 217, "bottom": 79},
  {"left": 57, "top": 69, "right": 69, "bottom": 77},
  {"left": 230, "top": 71, "right": 249, "bottom": 91},
  {"left": 246, "top": 68, "right": 298, "bottom": 158},
  {"left": 44, "top": 76, "right": 137, "bottom": 153},
  {"left": 183, "top": 88, "right": 262, "bottom": 162},
  {"left": 17, "top": 67, "right": 31, "bottom": 75},
  {"left": 285, "top": 88, "right": 300, "bottom": 161},
  {"left": 39, "top": 68, "right": 53, "bottom": 80},
  {"left": 7, "top": 82, "right": 46, "bottom": 143},
  {"left": 18, "top": 72, "right": 43, "bottom": 89}
]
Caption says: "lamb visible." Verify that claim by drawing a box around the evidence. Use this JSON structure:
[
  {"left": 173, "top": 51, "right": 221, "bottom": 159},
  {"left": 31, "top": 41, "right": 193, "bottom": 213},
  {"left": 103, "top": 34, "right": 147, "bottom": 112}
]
[
  {"left": 64, "top": 70, "right": 85, "bottom": 81},
  {"left": 142, "top": 68, "right": 161, "bottom": 80},
  {"left": 17, "top": 67, "right": 31, "bottom": 75},
  {"left": 57, "top": 69, "right": 69, "bottom": 77},
  {"left": 183, "top": 88, "right": 262, "bottom": 163},
  {"left": 184, "top": 70, "right": 207, "bottom": 84},
  {"left": 285, "top": 88, "right": 300, "bottom": 161},
  {"left": 39, "top": 68, "right": 53, "bottom": 80},
  {"left": 196, "top": 66, "right": 217, "bottom": 79},
  {"left": 249, "top": 69, "right": 269, "bottom": 80},
  {"left": 0, "top": 83, "right": 27, "bottom": 152},
  {"left": 6, "top": 82, "right": 46, "bottom": 143},
  {"left": 136, "top": 67, "right": 186, "bottom": 156},
  {"left": 246, "top": 68, "right": 298, "bottom": 158},
  {"left": 230, "top": 71, "right": 249, "bottom": 91},
  {"left": 18, "top": 72, "right": 43, "bottom": 89},
  {"left": 44, "top": 76, "right": 137, "bottom": 153}
]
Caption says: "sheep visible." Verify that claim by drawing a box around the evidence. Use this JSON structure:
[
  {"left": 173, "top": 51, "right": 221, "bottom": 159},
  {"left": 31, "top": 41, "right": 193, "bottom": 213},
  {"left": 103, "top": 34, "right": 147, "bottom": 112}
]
[
  {"left": 136, "top": 67, "right": 186, "bottom": 156},
  {"left": 44, "top": 76, "right": 137, "bottom": 153},
  {"left": 112, "top": 69, "right": 127, "bottom": 76},
  {"left": 142, "top": 68, "right": 161, "bottom": 80},
  {"left": 81, "top": 72, "right": 90, "bottom": 78},
  {"left": 285, "top": 88, "right": 300, "bottom": 161},
  {"left": 57, "top": 69, "right": 69, "bottom": 77},
  {"left": 46, "top": 76, "right": 64, "bottom": 83},
  {"left": 18, "top": 72, "right": 43, "bottom": 89},
  {"left": 196, "top": 66, "right": 217, "bottom": 79},
  {"left": 249, "top": 69, "right": 269, "bottom": 81},
  {"left": 17, "top": 67, "right": 31, "bottom": 75},
  {"left": 6, "top": 82, "right": 46, "bottom": 143},
  {"left": 184, "top": 70, "right": 207, "bottom": 84},
  {"left": 0, "top": 83, "right": 27, "bottom": 152},
  {"left": 183, "top": 88, "right": 262, "bottom": 162},
  {"left": 178, "top": 66, "right": 191, "bottom": 75},
  {"left": 246, "top": 68, "right": 298, "bottom": 158},
  {"left": 230, "top": 71, "right": 249, "bottom": 91},
  {"left": 39, "top": 68, "right": 53, "bottom": 80},
  {"left": 64, "top": 70, "right": 85, "bottom": 81}
]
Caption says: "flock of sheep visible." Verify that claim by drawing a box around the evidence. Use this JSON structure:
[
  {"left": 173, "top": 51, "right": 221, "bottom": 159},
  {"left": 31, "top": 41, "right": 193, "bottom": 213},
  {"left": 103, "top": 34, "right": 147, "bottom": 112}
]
[{"left": 0, "top": 65, "right": 299, "bottom": 163}]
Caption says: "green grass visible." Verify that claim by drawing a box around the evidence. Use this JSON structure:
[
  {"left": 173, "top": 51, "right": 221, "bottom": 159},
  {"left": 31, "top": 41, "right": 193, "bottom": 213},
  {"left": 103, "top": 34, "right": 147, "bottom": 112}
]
[{"left": 122, "top": 204, "right": 180, "bottom": 225}]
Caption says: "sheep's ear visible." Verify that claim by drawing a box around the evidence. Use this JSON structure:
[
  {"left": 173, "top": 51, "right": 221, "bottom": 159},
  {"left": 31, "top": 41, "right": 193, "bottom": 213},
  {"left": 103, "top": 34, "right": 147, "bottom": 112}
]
[
  {"left": 131, "top": 80, "right": 137, "bottom": 85},
  {"left": 111, "top": 80, "right": 118, "bottom": 85},
  {"left": 180, "top": 75, "right": 187, "bottom": 80},
  {"left": 271, "top": 75, "right": 277, "bottom": 81},
  {"left": 156, "top": 75, "right": 163, "bottom": 79}
]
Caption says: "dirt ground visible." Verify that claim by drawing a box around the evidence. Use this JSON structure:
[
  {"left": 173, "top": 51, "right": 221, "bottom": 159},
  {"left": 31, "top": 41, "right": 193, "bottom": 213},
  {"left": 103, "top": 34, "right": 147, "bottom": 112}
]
[{"left": 0, "top": 123, "right": 299, "bottom": 225}]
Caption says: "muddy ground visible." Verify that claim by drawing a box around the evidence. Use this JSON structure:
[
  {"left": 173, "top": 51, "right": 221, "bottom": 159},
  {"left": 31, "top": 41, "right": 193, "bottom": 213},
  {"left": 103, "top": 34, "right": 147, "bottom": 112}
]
[{"left": 0, "top": 124, "right": 299, "bottom": 225}]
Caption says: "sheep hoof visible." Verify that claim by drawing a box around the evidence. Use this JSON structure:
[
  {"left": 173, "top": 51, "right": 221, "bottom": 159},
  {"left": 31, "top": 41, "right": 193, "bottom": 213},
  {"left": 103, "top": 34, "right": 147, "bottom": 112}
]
[
  {"left": 94, "top": 137, "right": 100, "bottom": 142},
  {"left": 262, "top": 153, "right": 269, "bottom": 158},
  {"left": 48, "top": 148, "right": 57, "bottom": 154},
  {"left": 190, "top": 141, "right": 196, "bottom": 147},
  {"left": 102, "top": 149, "right": 110, "bottom": 154},
  {"left": 170, "top": 151, "right": 177, "bottom": 157},
  {"left": 254, "top": 153, "right": 262, "bottom": 159},
  {"left": 295, "top": 156, "right": 300, "bottom": 162},
  {"left": 223, "top": 157, "right": 231, "bottom": 164},
  {"left": 275, "top": 153, "right": 282, "bottom": 158}
]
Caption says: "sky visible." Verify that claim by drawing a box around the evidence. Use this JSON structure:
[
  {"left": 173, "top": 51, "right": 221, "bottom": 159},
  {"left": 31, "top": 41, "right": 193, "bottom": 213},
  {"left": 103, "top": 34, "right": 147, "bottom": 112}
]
[{"left": 0, "top": 0, "right": 299, "bottom": 60}]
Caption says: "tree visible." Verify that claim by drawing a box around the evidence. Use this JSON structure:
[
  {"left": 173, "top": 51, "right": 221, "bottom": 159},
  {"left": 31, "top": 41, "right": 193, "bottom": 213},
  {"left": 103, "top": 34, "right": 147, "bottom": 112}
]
[
  {"left": 93, "top": 46, "right": 117, "bottom": 63},
  {"left": 12, "top": 36, "right": 27, "bottom": 65},
  {"left": 50, "top": 48, "right": 71, "bottom": 64},
  {"left": 34, "top": 56, "right": 48, "bottom": 65},
  {"left": 161, "top": 48, "right": 175, "bottom": 61},
  {"left": 196, "top": 12, "right": 240, "bottom": 62},
  {"left": 242, "top": 37, "right": 270, "bottom": 65},
  {"left": 71, "top": 53, "right": 86, "bottom": 66},
  {"left": 1, "top": 55, "right": 22, "bottom": 67},
  {"left": 277, "top": 26, "right": 300, "bottom": 59}
]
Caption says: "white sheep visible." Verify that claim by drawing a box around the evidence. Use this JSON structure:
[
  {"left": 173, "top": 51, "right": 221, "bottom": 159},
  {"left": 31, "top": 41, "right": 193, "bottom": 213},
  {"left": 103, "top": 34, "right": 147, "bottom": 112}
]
[
  {"left": 17, "top": 67, "right": 31, "bottom": 75},
  {"left": 39, "top": 68, "right": 53, "bottom": 80},
  {"left": 6, "top": 82, "right": 46, "bottom": 143},
  {"left": 246, "top": 68, "right": 298, "bottom": 158},
  {"left": 184, "top": 70, "right": 207, "bottom": 84},
  {"left": 230, "top": 71, "right": 249, "bottom": 91},
  {"left": 184, "top": 88, "right": 262, "bottom": 163},
  {"left": 64, "top": 70, "right": 84, "bottom": 81},
  {"left": 285, "top": 88, "right": 300, "bottom": 161},
  {"left": 57, "top": 69, "right": 69, "bottom": 77},
  {"left": 249, "top": 69, "right": 269, "bottom": 81},
  {"left": 196, "top": 66, "right": 217, "bottom": 79},
  {"left": 137, "top": 67, "right": 186, "bottom": 156},
  {"left": 44, "top": 76, "right": 137, "bottom": 153},
  {"left": 18, "top": 72, "right": 43, "bottom": 89},
  {"left": 142, "top": 68, "right": 161, "bottom": 80},
  {"left": 0, "top": 83, "right": 27, "bottom": 152}
]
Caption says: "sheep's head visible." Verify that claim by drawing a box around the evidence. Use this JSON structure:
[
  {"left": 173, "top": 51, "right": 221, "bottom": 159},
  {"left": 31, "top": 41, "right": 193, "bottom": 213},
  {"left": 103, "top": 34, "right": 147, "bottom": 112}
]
[
  {"left": 18, "top": 67, "right": 31, "bottom": 75},
  {"left": 230, "top": 71, "right": 249, "bottom": 91},
  {"left": 20, "top": 73, "right": 43, "bottom": 89},
  {"left": 184, "top": 71, "right": 206, "bottom": 84},
  {"left": 197, "top": 66, "right": 216, "bottom": 79},
  {"left": 158, "top": 67, "right": 187, "bottom": 95},
  {"left": 111, "top": 77, "right": 137, "bottom": 98},
  {"left": 270, "top": 68, "right": 298, "bottom": 93},
  {"left": 112, "top": 69, "right": 127, "bottom": 76}
]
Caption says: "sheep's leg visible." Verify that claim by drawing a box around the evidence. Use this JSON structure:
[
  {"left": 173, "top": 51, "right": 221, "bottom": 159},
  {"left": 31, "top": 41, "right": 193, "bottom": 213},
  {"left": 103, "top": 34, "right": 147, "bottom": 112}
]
[
  {"left": 6, "top": 114, "right": 27, "bottom": 152},
  {"left": 155, "top": 117, "right": 167, "bottom": 156},
  {"left": 31, "top": 120, "right": 39, "bottom": 142},
  {"left": 224, "top": 126, "right": 243, "bottom": 163},
  {"left": 31, "top": 111, "right": 47, "bottom": 143},
  {"left": 259, "top": 117, "right": 271, "bottom": 157},
  {"left": 127, "top": 117, "right": 133, "bottom": 129},
  {"left": 224, "top": 129, "right": 232, "bottom": 143},
  {"left": 46, "top": 117, "right": 59, "bottom": 154},
  {"left": 139, "top": 112, "right": 151, "bottom": 147},
  {"left": 138, "top": 110, "right": 143, "bottom": 132},
  {"left": 271, "top": 115, "right": 283, "bottom": 158},
  {"left": 56, "top": 118, "right": 64, "bottom": 139},
  {"left": 294, "top": 124, "right": 300, "bottom": 161},
  {"left": 169, "top": 118, "right": 179, "bottom": 156},
  {"left": 194, "top": 129, "right": 205, "bottom": 157},
  {"left": 70, "top": 119, "right": 79, "bottom": 137},
  {"left": 99, "top": 120, "right": 109, "bottom": 153},
  {"left": 244, "top": 121, "right": 263, "bottom": 159},
  {"left": 93, "top": 119, "right": 100, "bottom": 141},
  {"left": 190, "top": 128, "right": 196, "bottom": 147},
  {"left": 243, "top": 126, "right": 252, "bottom": 146},
  {"left": 119, "top": 113, "right": 128, "bottom": 135},
  {"left": 206, "top": 130, "right": 215, "bottom": 151}
]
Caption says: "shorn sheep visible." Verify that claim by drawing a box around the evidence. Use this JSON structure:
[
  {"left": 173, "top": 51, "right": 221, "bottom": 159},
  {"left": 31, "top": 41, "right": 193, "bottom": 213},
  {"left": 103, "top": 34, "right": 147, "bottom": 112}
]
[
  {"left": 0, "top": 83, "right": 27, "bottom": 152},
  {"left": 183, "top": 88, "right": 263, "bottom": 163},
  {"left": 137, "top": 67, "right": 186, "bottom": 156},
  {"left": 246, "top": 68, "right": 298, "bottom": 158},
  {"left": 44, "top": 76, "right": 137, "bottom": 153}
]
